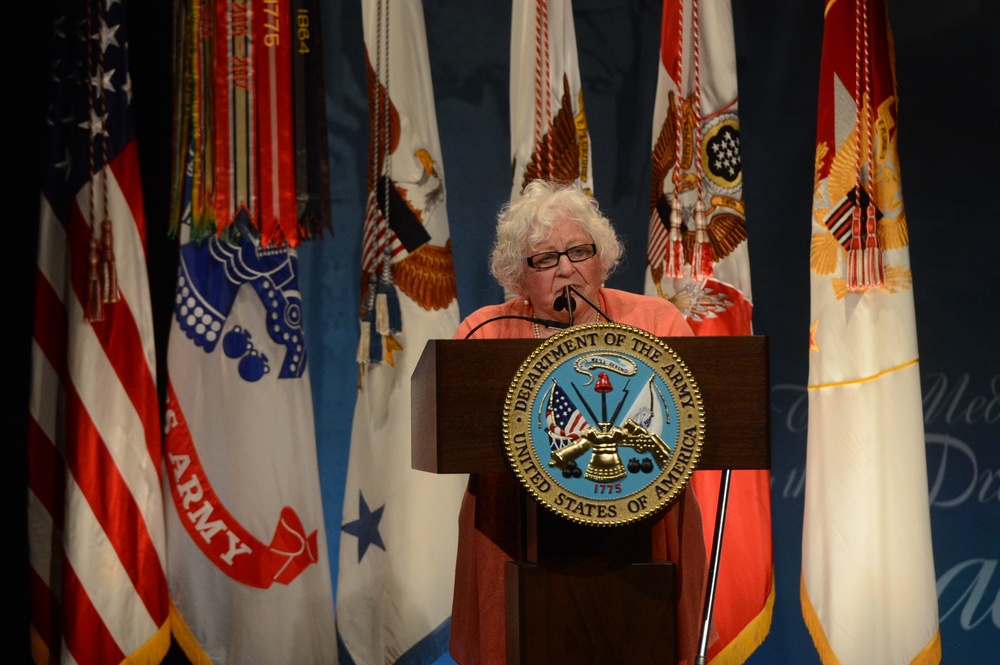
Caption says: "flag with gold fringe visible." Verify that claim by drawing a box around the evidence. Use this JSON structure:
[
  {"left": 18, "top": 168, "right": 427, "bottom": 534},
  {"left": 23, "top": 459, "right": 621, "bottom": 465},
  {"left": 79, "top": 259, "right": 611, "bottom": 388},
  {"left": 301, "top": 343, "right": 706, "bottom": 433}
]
[
  {"left": 162, "top": 1, "right": 336, "bottom": 662},
  {"left": 28, "top": 0, "right": 171, "bottom": 661},
  {"left": 644, "top": 0, "right": 774, "bottom": 662},
  {"left": 510, "top": 0, "right": 594, "bottom": 197},
  {"left": 336, "top": 0, "right": 467, "bottom": 662},
  {"left": 801, "top": 0, "right": 941, "bottom": 663}
]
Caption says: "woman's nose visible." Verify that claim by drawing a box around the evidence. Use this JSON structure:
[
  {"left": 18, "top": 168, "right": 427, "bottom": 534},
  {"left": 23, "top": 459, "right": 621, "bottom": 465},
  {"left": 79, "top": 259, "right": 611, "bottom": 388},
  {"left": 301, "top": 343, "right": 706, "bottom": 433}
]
[{"left": 554, "top": 253, "right": 575, "bottom": 275}]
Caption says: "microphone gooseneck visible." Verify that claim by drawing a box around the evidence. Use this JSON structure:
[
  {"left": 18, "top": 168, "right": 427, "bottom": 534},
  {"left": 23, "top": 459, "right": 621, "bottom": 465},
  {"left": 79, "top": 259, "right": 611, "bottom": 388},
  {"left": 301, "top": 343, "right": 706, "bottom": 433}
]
[
  {"left": 566, "top": 285, "right": 614, "bottom": 324},
  {"left": 462, "top": 314, "right": 571, "bottom": 339},
  {"left": 460, "top": 284, "right": 612, "bottom": 339}
]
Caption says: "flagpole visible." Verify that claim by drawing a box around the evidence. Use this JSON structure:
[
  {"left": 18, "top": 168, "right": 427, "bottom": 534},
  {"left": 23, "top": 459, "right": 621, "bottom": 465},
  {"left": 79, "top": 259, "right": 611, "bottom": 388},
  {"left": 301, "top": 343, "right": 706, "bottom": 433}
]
[{"left": 695, "top": 468, "right": 732, "bottom": 665}]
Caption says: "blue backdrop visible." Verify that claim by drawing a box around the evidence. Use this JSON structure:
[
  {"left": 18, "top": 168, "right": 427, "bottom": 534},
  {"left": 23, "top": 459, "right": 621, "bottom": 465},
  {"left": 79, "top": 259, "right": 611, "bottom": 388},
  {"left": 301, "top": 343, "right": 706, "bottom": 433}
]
[{"left": 301, "top": 1, "right": 1000, "bottom": 663}]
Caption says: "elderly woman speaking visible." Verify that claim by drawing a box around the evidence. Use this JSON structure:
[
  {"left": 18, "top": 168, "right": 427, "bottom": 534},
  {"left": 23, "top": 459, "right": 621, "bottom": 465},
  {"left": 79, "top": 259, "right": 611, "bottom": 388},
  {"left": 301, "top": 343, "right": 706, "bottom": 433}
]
[{"left": 449, "top": 180, "right": 710, "bottom": 665}]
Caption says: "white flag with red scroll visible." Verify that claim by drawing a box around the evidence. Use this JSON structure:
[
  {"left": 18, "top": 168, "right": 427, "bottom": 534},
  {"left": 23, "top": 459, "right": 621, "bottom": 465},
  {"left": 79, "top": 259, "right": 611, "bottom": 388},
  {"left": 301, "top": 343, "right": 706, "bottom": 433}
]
[
  {"left": 163, "top": 205, "right": 336, "bottom": 663},
  {"left": 162, "top": 1, "right": 336, "bottom": 661}
]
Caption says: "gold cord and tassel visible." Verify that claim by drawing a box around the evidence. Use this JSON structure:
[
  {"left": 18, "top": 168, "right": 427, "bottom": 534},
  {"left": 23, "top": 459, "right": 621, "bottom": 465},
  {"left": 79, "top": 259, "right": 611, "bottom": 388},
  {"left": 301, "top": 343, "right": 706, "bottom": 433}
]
[
  {"left": 86, "top": 236, "right": 103, "bottom": 322},
  {"left": 100, "top": 218, "right": 120, "bottom": 304},
  {"left": 83, "top": 0, "right": 120, "bottom": 322}
]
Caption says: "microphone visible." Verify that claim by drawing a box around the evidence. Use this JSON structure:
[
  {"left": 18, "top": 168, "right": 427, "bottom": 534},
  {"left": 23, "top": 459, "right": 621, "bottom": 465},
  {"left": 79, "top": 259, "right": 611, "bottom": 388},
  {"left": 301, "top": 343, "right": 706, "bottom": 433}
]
[
  {"left": 553, "top": 290, "right": 576, "bottom": 313},
  {"left": 461, "top": 284, "right": 610, "bottom": 339},
  {"left": 553, "top": 285, "right": 576, "bottom": 325}
]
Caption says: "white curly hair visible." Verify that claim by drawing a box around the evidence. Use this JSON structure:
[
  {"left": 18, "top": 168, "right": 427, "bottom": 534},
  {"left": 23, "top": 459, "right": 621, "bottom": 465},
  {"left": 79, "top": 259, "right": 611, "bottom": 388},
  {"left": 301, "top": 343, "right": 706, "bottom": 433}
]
[{"left": 489, "top": 180, "right": 624, "bottom": 295}]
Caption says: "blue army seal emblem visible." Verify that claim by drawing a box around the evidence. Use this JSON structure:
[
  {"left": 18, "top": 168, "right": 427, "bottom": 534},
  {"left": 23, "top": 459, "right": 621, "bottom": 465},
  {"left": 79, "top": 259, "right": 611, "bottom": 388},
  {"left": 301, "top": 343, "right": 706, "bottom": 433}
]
[{"left": 503, "top": 322, "right": 705, "bottom": 527}]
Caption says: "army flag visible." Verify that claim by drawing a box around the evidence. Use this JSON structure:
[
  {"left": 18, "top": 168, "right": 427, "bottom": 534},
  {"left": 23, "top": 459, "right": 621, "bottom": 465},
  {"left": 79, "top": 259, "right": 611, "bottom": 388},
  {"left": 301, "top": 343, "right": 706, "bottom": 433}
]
[
  {"left": 336, "top": 0, "right": 467, "bottom": 663},
  {"left": 644, "top": 0, "right": 773, "bottom": 662},
  {"left": 162, "top": 1, "right": 336, "bottom": 662},
  {"left": 163, "top": 189, "right": 336, "bottom": 664},
  {"left": 510, "top": 0, "right": 594, "bottom": 196},
  {"left": 28, "top": 0, "right": 170, "bottom": 661},
  {"left": 801, "top": 1, "right": 941, "bottom": 663}
]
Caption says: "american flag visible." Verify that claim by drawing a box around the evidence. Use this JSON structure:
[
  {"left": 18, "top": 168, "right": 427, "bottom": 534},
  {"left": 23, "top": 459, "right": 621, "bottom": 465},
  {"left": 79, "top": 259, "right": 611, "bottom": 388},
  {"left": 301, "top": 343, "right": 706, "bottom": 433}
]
[
  {"left": 28, "top": 0, "right": 170, "bottom": 662},
  {"left": 545, "top": 382, "right": 589, "bottom": 451}
]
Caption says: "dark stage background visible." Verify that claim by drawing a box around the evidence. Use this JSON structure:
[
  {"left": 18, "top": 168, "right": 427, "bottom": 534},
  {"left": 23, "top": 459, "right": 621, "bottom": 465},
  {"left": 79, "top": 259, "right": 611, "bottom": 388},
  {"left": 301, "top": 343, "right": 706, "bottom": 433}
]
[{"left": 10, "top": 1, "right": 1000, "bottom": 663}]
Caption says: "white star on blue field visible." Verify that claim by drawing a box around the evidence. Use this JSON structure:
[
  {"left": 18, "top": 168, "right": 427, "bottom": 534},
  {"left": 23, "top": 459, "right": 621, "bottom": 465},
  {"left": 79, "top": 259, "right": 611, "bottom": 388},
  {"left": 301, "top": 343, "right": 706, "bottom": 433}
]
[{"left": 341, "top": 491, "right": 386, "bottom": 561}]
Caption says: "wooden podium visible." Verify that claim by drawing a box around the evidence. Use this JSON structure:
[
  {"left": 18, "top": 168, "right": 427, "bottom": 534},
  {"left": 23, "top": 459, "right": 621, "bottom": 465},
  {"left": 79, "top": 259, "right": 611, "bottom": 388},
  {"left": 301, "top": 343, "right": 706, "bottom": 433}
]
[{"left": 412, "top": 336, "right": 770, "bottom": 665}]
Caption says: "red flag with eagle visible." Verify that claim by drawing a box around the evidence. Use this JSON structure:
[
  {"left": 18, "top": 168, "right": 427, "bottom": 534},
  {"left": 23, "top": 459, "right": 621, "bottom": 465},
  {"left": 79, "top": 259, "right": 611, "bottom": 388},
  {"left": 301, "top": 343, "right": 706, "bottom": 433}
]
[
  {"left": 28, "top": 0, "right": 170, "bottom": 662},
  {"left": 801, "top": 1, "right": 940, "bottom": 663},
  {"left": 162, "top": 1, "right": 336, "bottom": 662},
  {"left": 644, "top": 0, "right": 773, "bottom": 662},
  {"left": 510, "top": 0, "right": 594, "bottom": 198},
  {"left": 336, "top": 1, "right": 467, "bottom": 662}
]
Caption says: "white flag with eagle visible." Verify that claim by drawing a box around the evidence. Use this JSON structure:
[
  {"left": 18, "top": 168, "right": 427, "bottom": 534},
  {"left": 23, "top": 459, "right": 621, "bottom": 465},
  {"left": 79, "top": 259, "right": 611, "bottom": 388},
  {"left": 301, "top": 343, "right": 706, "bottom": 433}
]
[
  {"left": 510, "top": 0, "right": 594, "bottom": 197},
  {"left": 336, "top": 0, "right": 467, "bottom": 663}
]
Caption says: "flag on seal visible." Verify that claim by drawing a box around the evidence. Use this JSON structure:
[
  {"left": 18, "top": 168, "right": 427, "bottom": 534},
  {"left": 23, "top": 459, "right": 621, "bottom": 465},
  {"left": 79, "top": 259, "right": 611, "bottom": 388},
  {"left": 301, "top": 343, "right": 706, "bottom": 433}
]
[
  {"left": 544, "top": 382, "right": 590, "bottom": 451},
  {"left": 28, "top": 0, "right": 170, "bottom": 661},
  {"left": 336, "top": 1, "right": 467, "bottom": 663},
  {"left": 622, "top": 375, "right": 669, "bottom": 435},
  {"left": 801, "top": 1, "right": 941, "bottom": 663},
  {"left": 644, "top": 1, "right": 773, "bottom": 662}
]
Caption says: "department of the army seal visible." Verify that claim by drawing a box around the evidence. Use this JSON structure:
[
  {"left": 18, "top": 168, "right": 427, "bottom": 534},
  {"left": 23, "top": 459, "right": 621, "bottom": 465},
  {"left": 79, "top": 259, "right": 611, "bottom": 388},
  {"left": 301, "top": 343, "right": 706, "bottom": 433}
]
[{"left": 503, "top": 322, "right": 705, "bottom": 527}]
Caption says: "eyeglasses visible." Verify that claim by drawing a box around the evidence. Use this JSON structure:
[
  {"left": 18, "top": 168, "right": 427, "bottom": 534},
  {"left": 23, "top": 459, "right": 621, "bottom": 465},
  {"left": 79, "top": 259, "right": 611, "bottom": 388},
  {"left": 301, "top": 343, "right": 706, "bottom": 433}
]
[{"left": 525, "top": 244, "right": 597, "bottom": 270}]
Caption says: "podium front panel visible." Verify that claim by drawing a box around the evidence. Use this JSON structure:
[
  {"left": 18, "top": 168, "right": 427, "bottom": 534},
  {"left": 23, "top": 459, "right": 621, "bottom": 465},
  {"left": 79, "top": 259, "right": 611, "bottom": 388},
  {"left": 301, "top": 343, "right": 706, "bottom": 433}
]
[
  {"left": 412, "top": 335, "right": 770, "bottom": 474},
  {"left": 505, "top": 561, "right": 677, "bottom": 665}
]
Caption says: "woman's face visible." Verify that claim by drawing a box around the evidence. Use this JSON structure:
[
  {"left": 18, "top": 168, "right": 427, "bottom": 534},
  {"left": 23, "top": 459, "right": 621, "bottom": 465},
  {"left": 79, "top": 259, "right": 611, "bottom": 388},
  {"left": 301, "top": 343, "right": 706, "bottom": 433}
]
[{"left": 521, "top": 217, "right": 603, "bottom": 322}]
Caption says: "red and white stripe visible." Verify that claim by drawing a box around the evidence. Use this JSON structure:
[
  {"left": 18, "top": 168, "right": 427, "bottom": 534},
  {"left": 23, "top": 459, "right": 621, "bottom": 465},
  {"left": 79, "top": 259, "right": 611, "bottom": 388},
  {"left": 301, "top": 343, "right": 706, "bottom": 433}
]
[
  {"left": 647, "top": 206, "right": 669, "bottom": 275},
  {"left": 28, "top": 143, "right": 169, "bottom": 664},
  {"left": 360, "top": 192, "right": 406, "bottom": 276}
]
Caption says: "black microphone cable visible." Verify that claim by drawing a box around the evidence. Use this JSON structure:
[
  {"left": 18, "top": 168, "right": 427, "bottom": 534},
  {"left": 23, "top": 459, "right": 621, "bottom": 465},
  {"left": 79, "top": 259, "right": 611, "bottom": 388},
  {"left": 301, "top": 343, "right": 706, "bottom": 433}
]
[{"left": 461, "top": 285, "right": 613, "bottom": 339}]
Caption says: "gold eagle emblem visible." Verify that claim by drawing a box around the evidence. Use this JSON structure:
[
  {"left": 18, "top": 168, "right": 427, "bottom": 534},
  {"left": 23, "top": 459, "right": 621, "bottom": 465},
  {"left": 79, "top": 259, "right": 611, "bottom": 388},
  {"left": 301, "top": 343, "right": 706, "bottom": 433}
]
[
  {"left": 363, "top": 54, "right": 457, "bottom": 312},
  {"left": 520, "top": 74, "right": 585, "bottom": 192}
]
